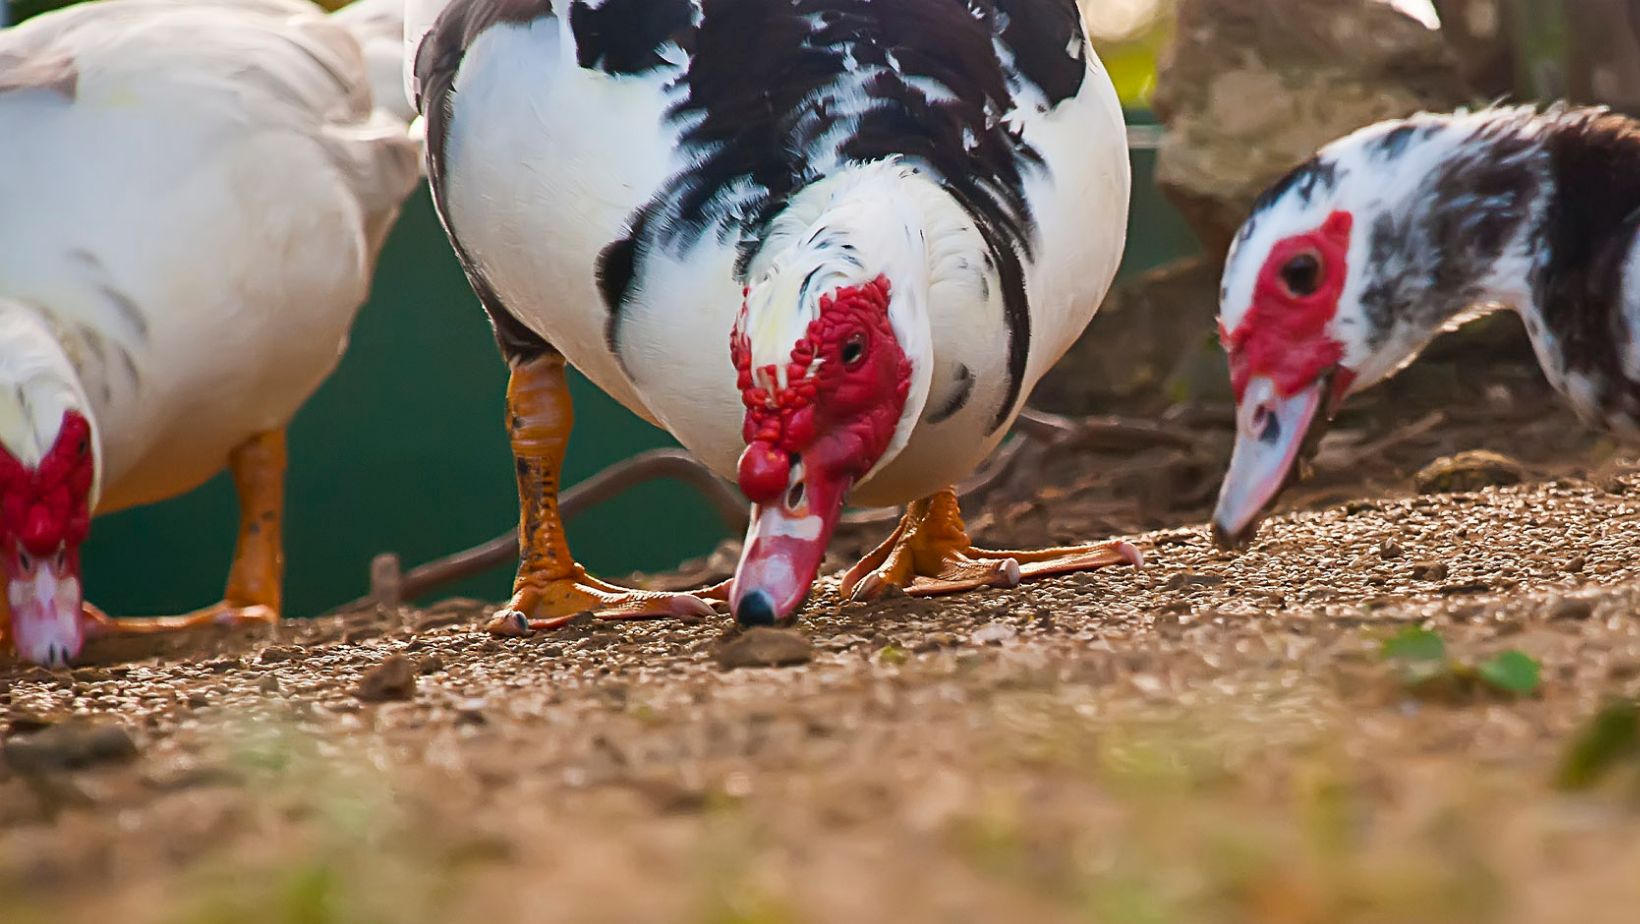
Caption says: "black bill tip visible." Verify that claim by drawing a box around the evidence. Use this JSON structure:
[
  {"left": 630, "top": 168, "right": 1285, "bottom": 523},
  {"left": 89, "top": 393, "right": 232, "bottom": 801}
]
[{"left": 734, "top": 589, "right": 779, "bottom": 627}]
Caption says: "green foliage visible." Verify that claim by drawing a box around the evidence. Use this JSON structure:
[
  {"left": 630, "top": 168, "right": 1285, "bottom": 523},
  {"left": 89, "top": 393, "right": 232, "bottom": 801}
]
[
  {"left": 1381, "top": 625, "right": 1447, "bottom": 664},
  {"left": 1476, "top": 651, "right": 1541, "bottom": 696},
  {"left": 1556, "top": 698, "right": 1640, "bottom": 792},
  {"left": 1377, "top": 626, "right": 1542, "bottom": 699},
  {"left": 1089, "top": 4, "right": 1174, "bottom": 110}
]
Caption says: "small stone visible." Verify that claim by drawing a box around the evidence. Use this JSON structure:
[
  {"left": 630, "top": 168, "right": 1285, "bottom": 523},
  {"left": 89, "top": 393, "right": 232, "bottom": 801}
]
[
  {"left": 1410, "top": 561, "right": 1449, "bottom": 582},
  {"left": 1414, "top": 450, "right": 1525, "bottom": 495},
  {"left": 354, "top": 655, "right": 418, "bottom": 702},
  {"left": 454, "top": 699, "right": 488, "bottom": 725},
  {"left": 258, "top": 646, "right": 303, "bottom": 664},
  {"left": 204, "top": 658, "right": 242, "bottom": 673},
  {"left": 1548, "top": 595, "right": 1596, "bottom": 621},
  {"left": 256, "top": 675, "right": 281, "bottom": 694},
  {"left": 4, "top": 710, "right": 54, "bottom": 735},
  {"left": 971, "top": 622, "right": 1018, "bottom": 646},
  {"left": 186, "top": 693, "right": 212, "bottom": 709},
  {"left": 418, "top": 654, "right": 446, "bottom": 675},
  {"left": 1163, "top": 571, "right": 1225, "bottom": 592},
  {"left": 1378, "top": 540, "right": 1403, "bottom": 560},
  {"left": 3, "top": 720, "right": 138, "bottom": 772},
  {"left": 1564, "top": 555, "right": 1586, "bottom": 573},
  {"left": 715, "top": 628, "right": 813, "bottom": 670}
]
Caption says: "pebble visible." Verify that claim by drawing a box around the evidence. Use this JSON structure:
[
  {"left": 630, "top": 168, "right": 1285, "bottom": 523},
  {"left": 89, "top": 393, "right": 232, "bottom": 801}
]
[
  {"left": 1410, "top": 561, "right": 1449, "bottom": 582},
  {"left": 715, "top": 628, "right": 813, "bottom": 670},
  {"left": 971, "top": 622, "right": 1018, "bottom": 646},
  {"left": 355, "top": 655, "right": 418, "bottom": 702},
  {"left": 1414, "top": 450, "right": 1525, "bottom": 494},
  {"left": 3, "top": 720, "right": 138, "bottom": 772}
]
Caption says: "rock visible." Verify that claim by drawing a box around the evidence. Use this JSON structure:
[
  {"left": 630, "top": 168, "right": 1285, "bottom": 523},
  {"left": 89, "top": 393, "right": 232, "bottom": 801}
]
[
  {"left": 1164, "top": 571, "right": 1226, "bottom": 592},
  {"left": 1379, "top": 540, "right": 1404, "bottom": 560},
  {"left": 971, "top": 622, "right": 1018, "bottom": 646},
  {"left": 1564, "top": 555, "right": 1587, "bottom": 574},
  {"left": 715, "top": 628, "right": 813, "bottom": 670},
  {"left": 3, "top": 720, "right": 138, "bottom": 773},
  {"left": 418, "top": 654, "right": 446, "bottom": 675},
  {"left": 1549, "top": 595, "right": 1597, "bottom": 621},
  {"left": 1414, "top": 450, "right": 1525, "bottom": 494},
  {"left": 4, "top": 710, "right": 54, "bottom": 735},
  {"left": 1410, "top": 561, "right": 1450, "bottom": 582},
  {"left": 354, "top": 654, "right": 418, "bottom": 701},
  {"left": 1153, "top": 0, "right": 1469, "bottom": 256},
  {"left": 258, "top": 645, "right": 303, "bottom": 664},
  {"left": 256, "top": 675, "right": 281, "bottom": 694}
]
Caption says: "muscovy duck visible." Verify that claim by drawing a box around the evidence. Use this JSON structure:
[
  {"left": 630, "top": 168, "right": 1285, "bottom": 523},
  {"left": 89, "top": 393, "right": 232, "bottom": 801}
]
[
  {"left": 1211, "top": 104, "right": 1640, "bottom": 547},
  {"left": 0, "top": 0, "right": 421, "bottom": 665},
  {"left": 407, "top": 0, "right": 1140, "bottom": 629}
]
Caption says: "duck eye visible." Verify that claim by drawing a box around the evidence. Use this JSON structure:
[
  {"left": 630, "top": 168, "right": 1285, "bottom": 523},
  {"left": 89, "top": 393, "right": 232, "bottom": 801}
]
[
  {"left": 77, "top": 437, "right": 88, "bottom": 457},
  {"left": 840, "top": 333, "right": 867, "bottom": 368},
  {"left": 1279, "top": 251, "right": 1323, "bottom": 297}
]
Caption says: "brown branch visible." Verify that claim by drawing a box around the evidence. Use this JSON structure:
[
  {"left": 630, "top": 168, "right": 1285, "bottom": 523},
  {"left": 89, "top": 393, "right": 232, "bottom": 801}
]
[
  {"left": 346, "top": 448, "right": 746, "bottom": 611},
  {"left": 345, "top": 406, "right": 1204, "bottom": 613}
]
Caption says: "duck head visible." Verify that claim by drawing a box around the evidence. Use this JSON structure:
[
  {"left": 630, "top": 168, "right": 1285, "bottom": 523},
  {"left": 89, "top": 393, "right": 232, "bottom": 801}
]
[
  {"left": 1211, "top": 108, "right": 1553, "bottom": 548},
  {"left": 0, "top": 304, "right": 100, "bottom": 666},
  {"left": 727, "top": 169, "right": 935, "bottom": 625}
]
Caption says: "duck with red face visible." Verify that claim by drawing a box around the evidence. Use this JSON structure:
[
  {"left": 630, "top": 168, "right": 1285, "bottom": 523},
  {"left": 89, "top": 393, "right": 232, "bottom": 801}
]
[
  {"left": 412, "top": 0, "right": 1145, "bottom": 632},
  {"left": 0, "top": 0, "right": 421, "bottom": 665},
  {"left": 1213, "top": 105, "right": 1640, "bottom": 548}
]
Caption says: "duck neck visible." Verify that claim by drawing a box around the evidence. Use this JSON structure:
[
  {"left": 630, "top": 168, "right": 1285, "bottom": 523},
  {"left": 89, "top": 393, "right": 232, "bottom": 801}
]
[{"left": 0, "top": 299, "right": 100, "bottom": 498}]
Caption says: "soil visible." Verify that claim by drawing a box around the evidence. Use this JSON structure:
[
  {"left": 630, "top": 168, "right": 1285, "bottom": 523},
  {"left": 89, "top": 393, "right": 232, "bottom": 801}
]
[{"left": 6, "top": 349, "right": 1640, "bottom": 924}]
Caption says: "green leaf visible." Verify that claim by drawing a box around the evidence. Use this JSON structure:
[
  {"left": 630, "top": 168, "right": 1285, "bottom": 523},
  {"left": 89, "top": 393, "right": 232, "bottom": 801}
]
[
  {"left": 1557, "top": 698, "right": 1640, "bottom": 791},
  {"left": 877, "top": 645, "right": 907, "bottom": 666},
  {"left": 1380, "top": 625, "right": 1446, "bottom": 663},
  {"left": 1476, "top": 650, "right": 1542, "bottom": 696}
]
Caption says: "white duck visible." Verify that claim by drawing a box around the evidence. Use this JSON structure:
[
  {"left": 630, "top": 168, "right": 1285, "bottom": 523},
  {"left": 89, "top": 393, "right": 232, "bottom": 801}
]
[
  {"left": 0, "top": 0, "right": 421, "bottom": 665},
  {"left": 407, "top": 0, "right": 1139, "bottom": 630}
]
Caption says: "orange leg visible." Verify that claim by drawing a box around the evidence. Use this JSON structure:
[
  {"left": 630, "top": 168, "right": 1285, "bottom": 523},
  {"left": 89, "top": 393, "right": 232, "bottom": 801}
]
[
  {"left": 84, "top": 430, "right": 286, "bottom": 635},
  {"left": 485, "top": 352, "right": 716, "bottom": 635},
  {"left": 839, "top": 486, "right": 1143, "bottom": 602}
]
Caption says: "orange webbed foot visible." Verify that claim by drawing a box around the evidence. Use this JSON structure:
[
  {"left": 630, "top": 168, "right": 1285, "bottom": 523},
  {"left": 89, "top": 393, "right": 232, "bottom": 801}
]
[
  {"left": 484, "top": 567, "right": 717, "bottom": 635},
  {"left": 840, "top": 487, "right": 1143, "bottom": 602}
]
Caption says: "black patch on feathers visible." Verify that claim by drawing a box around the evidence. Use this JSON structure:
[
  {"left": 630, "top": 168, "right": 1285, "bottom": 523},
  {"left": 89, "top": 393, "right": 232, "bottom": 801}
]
[
  {"left": 1531, "top": 109, "right": 1640, "bottom": 423},
  {"left": 598, "top": 0, "right": 1088, "bottom": 431},
  {"left": 570, "top": 0, "right": 696, "bottom": 75},
  {"left": 924, "top": 362, "right": 975, "bottom": 424},
  {"left": 414, "top": 0, "right": 557, "bottom": 362},
  {"left": 1356, "top": 116, "right": 1540, "bottom": 349}
]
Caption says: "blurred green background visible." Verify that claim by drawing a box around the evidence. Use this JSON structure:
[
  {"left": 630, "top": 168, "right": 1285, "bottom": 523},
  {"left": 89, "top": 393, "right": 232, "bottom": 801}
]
[{"left": 9, "top": 0, "right": 1199, "bottom": 616}]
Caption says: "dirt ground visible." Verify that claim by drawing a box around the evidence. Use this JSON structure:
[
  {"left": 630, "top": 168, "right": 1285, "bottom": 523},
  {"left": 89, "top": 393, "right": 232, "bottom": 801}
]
[{"left": 7, "top": 346, "right": 1640, "bottom": 924}]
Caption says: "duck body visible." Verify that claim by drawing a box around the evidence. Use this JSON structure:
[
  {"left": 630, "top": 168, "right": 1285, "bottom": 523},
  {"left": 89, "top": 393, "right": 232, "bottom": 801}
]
[
  {"left": 0, "top": 0, "right": 420, "bottom": 664},
  {"left": 1, "top": 0, "right": 418, "bottom": 513},
  {"left": 412, "top": 0, "right": 1129, "bottom": 507}
]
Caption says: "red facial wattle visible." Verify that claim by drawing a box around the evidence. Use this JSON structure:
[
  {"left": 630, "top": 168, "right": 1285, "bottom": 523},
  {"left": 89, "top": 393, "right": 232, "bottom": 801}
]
[
  {"left": 1221, "top": 210, "right": 1355, "bottom": 403},
  {"left": 729, "top": 275, "right": 912, "bottom": 625},
  {"left": 1, "top": 411, "right": 95, "bottom": 665}
]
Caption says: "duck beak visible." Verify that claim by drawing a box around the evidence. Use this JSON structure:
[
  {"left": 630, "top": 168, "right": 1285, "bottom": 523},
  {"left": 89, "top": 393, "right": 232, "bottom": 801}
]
[
  {"left": 1211, "top": 375, "right": 1328, "bottom": 550},
  {"left": 4, "top": 543, "right": 85, "bottom": 667},
  {"left": 731, "top": 455, "right": 851, "bottom": 627}
]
